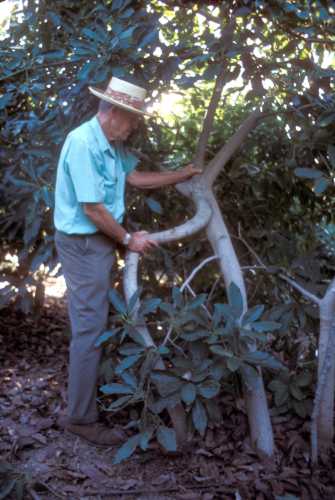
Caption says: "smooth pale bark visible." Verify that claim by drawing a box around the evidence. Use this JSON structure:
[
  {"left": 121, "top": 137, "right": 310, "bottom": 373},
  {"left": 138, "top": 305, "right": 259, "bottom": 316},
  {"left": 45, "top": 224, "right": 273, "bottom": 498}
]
[
  {"left": 314, "top": 281, "right": 335, "bottom": 454},
  {"left": 280, "top": 274, "right": 335, "bottom": 460},
  {"left": 201, "top": 187, "right": 274, "bottom": 456}
]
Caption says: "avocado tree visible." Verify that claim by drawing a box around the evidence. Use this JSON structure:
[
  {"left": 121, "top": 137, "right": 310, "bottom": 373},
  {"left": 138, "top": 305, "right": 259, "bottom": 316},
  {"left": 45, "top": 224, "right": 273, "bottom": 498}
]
[{"left": 1, "top": 0, "right": 335, "bottom": 462}]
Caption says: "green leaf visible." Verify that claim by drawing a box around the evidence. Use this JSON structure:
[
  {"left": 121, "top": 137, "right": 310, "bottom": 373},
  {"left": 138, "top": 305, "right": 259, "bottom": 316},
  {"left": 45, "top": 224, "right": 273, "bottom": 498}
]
[
  {"left": 100, "top": 383, "right": 134, "bottom": 395},
  {"left": 115, "top": 354, "right": 142, "bottom": 375},
  {"left": 210, "top": 345, "right": 233, "bottom": 358},
  {"left": 243, "top": 351, "right": 285, "bottom": 370},
  {"left": 192, "top": 399, "right": 208, "bottom": 437},
  {"left": 317, "top": 112, "right": 335, "bottom": 128},
  {"left": 109, "top": 289, "right": 127, "bottom": 314},
  {"left": 141, "top": 298, "right": 161, "bottom": 314},
  {"left": 294, "top": 168, "right": 323, "bottom": 179},
  {"left": 113, "top": 434, "right": 141, "bottom": 464},
  {"left": 242, "top": 305, "right": 264, "bottom": 325},
  {"left": 289, "top": 383, "right": 305, "bottom": 401},
  {"left": 107, "top": 395, "right": 132, "bottom": 410},
  {"left": 228, "top": 282, "right": 244, "bottom": 318},
  {"left": 157, "top": 426, "right": 177, "bottom": 452},
  {"left": 187, "top": 294, "right": 207, "bottom": 310},
  {"left": 181, "top": 330, "right": 210, "bottom": 341},
  {"left": 252, "top": 321, "right": 281, "bottom": 332},
  {"left": 95, "top": 328, "right": 120, "bottom": 347},
  {"left": 172, "top": 287, "right": 183, "bottom": 307},
  {"left": 120, "top": 371, "right": 138, "bottom": 390},
  {"left": 314, "top": 177, "right": 329, "bottom": 195},
  {"left": 198, "top": 380, "right": 220, "bottom": 399},
  {"left": 181, "top": 383, "right": 196, "bottom": 405},
  {"left": 295, "top": 372, "right": 312, "bottom": 387},
  {"left": 227, "top": 357, "right": 241, "bottom": 372},
  {"left": 119, "top": 343, "right": 145, "bottom": 356},
  {"left": 151, "top": 371, "right": 183, "bottom": 397},
  {"left": 145, "top": 197, "right": 163, "bottom": 214},
  {"left": 0, "top": 480, "right": 16, "bottom": 500}
]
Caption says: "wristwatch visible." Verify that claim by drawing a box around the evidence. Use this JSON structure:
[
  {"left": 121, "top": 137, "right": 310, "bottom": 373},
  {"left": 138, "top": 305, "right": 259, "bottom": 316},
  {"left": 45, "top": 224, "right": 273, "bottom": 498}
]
[{"left": 122, "top": 232, "right": 132, "bottom": 246}]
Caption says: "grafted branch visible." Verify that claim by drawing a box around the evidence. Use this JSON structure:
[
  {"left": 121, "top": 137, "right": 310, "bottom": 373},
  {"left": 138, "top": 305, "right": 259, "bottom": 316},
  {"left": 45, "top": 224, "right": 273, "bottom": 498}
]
[
  {"left": 203, "top": 109, "right": 263, "bottom": 187},
  {"left": 194, "top": 63, "right": 227, "bottom": 170}
]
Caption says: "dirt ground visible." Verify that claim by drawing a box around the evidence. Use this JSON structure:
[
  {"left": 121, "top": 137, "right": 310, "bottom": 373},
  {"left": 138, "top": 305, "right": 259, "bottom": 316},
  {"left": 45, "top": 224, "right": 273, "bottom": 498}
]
[{"left": 1, "top": 296, "right": 335, "bottom": 500}]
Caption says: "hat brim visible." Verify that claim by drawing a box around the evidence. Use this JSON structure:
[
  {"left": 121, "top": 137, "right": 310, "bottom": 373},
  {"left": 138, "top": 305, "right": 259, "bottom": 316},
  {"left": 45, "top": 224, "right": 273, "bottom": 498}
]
[{"left": 88, "top": 86, "right": 154, "bottom": 117}]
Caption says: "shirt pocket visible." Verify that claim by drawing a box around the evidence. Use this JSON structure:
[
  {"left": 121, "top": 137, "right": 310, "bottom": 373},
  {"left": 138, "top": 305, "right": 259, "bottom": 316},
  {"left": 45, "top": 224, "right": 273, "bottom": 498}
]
[{"left": 103, "top": 176, "right": 117, "bottom": 203}]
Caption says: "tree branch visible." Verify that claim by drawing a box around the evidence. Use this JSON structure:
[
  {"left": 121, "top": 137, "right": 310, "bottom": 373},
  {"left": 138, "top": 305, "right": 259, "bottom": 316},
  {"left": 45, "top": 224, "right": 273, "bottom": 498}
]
[
  {"left": 279, "top": 274, "right": 321, "bottom": 305},
  {"left": 203, "top": 109, "right": 263, "bottom": 187},
  {"left": 194, "top": 63, "right": 227, "bottom": 170}
]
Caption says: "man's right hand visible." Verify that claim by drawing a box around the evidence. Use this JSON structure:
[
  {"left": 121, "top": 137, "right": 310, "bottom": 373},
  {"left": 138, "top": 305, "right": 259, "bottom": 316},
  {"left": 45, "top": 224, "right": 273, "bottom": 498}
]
[{"left": 128, "top": 231, "right": 158, "bottom": 254}]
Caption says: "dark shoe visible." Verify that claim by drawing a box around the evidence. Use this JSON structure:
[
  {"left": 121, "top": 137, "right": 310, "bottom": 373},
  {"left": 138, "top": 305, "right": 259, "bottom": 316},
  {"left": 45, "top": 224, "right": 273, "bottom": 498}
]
[{"left": 66, "top": 422, "right": 127, "bottom": 448}]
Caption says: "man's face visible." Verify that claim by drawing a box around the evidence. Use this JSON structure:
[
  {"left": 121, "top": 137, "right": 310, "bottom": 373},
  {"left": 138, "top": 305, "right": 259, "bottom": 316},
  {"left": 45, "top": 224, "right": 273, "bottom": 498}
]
[{"left": 107, "top": 107, "right": 141, "bottom": 141}]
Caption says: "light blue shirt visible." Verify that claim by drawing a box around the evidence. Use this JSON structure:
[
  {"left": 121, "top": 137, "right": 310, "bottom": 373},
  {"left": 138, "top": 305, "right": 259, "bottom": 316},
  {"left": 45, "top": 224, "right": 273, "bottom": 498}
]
[{"left": 54, "top": 116, "right": 138, "bottom": 234}]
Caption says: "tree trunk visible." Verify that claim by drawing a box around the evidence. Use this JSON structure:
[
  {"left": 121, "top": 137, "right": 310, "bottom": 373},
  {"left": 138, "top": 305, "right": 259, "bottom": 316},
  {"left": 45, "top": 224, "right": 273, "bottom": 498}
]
[
  {"left": 316, "top": 283, "right": 335, "bottom": 450},
  {"left": 201, "top": 187, "right": 274, "bottom": 457}
]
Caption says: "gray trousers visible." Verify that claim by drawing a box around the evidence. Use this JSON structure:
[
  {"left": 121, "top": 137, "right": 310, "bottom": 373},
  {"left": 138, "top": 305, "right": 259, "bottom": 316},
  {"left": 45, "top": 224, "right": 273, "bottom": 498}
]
[{"left": 55, "top": 230, "right": 115, "bottom": 424}]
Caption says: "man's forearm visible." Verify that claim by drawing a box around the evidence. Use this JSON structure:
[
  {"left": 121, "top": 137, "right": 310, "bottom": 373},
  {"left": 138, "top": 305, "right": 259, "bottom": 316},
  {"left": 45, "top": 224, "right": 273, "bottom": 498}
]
[
  {"left": 83, "top": 203, "right": 127, "bottom": 243},
  {"left": 128, "top": 170, "right": 189, "bottom": 189}
]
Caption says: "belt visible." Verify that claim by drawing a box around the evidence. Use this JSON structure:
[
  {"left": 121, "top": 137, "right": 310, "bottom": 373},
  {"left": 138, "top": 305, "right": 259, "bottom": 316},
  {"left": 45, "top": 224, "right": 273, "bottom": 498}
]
[{"left": 56, "top": 230, "right": 102, "bottom": 238}]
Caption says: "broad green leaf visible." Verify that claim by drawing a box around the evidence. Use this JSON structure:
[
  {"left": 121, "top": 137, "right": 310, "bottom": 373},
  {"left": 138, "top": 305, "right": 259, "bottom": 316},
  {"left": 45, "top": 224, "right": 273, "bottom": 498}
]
[
  {"left": 295, "top": 372, "right": 312, "bottom": 387},
  {"left": 141, "top": 298, "right": 161, "bottom": 314},
  {"left": 151, "top": 371, "right": 183, "bottom": 397},
  {"left": 289, "top": 383, "right": 305, "bottom": 401},
  {"left": 187, "top": 294, "right": 207, "bottom": 310},
  {"left": 95, "top": 328, "right": 120, "bottom": 347},
  {"left": 294, "top": 168, "right": 323, "bottom": 179},
  {"left": 314, "top": 177, "right": 329, "bottom": 195},
  {"left": 181, "top": 330, "right": 210, "bottom": 341},
  {"left": 317, "top": 112, "right": 335, "bottom": 127},
  {"left": 120, "top": 371, "right": 138, "bottom": 390},
  {"left": 157, "top": 426, "right": 177, "bottom": 452},
  {"left": 109, "top": 289, "right": 127, "bottom": 314},
  {"left": 242, "top": 305, "right": 264, "bottom": 325},
  {"left": 198, "top": 380, "right": 220, "bottom": 399},
  {"left": 181, "top": 383, "right": 196, "bottom": 405},
  {"left": 210, "top": 345, "right": 233, "bottom": 358},
  {"left": 228, "top": 282, "right": 244, "bottom": 318},
  {"left": 252, "top": 321, "right": 281, "bottom": 332},
  {"left": 113, "top": 434, "right": 141, "bottom": 464},
  {"left": 227, "top": 357, "right": 241, "bottom": 372},
  {"left": 115, "top": 354, "right": 142, "bottom": 375},
  {"left": 119, "top": 343, "right": 145, "bottom": 356},
  {"left": 158, "top": 345, "right": 170, "bottom": 355},
  {"left": 107, "top": 395, "right": 132, "bottom": 410},
  {"left": 243, "top": 351, "right": 285, "bottom": 371},
  {"left": 100, "top": 383, "right": 134, "bottom": 395},
  {"left": 145, "top": 197, "right": 162, "bottom": 214},
  {"left": 192, "top": 399, "right": 208, "bottom": 437}
]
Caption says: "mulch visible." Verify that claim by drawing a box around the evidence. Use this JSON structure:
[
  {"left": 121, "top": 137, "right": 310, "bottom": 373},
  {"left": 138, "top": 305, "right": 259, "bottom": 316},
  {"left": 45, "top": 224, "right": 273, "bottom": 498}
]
[{"left": 0, "top": 297, "right": 335, "bottom": 500}]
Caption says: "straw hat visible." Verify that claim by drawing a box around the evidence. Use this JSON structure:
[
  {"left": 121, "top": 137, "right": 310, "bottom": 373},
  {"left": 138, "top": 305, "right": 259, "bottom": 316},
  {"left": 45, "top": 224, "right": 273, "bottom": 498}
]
[{"left": 89, "top": 76, "right": 152, "bottom": 116}]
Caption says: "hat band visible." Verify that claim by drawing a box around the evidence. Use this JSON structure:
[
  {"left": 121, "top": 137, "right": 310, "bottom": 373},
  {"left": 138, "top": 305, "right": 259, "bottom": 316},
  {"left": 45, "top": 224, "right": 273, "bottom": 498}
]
[{"left": 106, "top": 89, "right": 144, "bottom": 110}]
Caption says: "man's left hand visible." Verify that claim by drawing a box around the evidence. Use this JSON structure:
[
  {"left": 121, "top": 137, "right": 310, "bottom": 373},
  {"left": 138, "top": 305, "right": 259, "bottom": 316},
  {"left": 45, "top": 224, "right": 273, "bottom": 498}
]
[{"left": 181, "top": 163, "right": 202, "bottom": 180}]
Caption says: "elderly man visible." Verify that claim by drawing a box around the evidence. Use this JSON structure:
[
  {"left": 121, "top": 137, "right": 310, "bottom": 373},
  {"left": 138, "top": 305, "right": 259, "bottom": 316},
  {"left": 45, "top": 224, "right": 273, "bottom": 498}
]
[{"left": 54, "top": 77, "right": 199, "bottom": 446}]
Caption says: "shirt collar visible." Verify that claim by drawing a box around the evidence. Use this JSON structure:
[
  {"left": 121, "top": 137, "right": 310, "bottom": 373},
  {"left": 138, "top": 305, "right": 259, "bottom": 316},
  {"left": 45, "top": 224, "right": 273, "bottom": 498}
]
[{"left": 90, "top": 116, "right": 115, "bottom": 156}]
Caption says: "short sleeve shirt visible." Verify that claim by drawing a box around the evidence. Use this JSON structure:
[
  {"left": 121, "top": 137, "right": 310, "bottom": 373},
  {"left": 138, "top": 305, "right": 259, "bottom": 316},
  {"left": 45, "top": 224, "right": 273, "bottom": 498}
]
[{"left": 53, "top": 116, "right": 138, "bottom": 234}]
